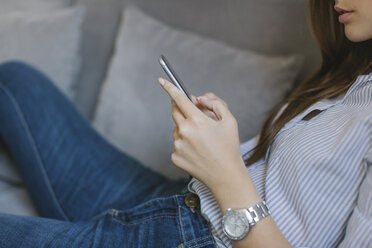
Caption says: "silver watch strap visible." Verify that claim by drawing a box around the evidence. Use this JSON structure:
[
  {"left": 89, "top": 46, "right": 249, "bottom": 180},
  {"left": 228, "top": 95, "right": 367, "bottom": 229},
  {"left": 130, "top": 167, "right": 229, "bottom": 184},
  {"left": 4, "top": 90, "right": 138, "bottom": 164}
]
[{"left": 246, "top": 201, "right": 271, "bottom": 226}]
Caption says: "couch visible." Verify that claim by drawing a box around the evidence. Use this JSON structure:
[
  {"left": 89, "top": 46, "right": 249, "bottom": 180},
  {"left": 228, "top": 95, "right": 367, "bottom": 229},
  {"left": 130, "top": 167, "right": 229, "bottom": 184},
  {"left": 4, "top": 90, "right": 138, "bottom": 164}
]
[{"left": 0, "top": 0, "right": 370, "bottom": 246}]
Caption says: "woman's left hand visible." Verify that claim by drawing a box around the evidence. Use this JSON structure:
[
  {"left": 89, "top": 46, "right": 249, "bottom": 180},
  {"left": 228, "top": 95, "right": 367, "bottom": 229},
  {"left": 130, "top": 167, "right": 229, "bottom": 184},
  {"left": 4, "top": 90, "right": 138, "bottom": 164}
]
[{"left": 158, "top": 78, "right": 246, "bottom": 191}]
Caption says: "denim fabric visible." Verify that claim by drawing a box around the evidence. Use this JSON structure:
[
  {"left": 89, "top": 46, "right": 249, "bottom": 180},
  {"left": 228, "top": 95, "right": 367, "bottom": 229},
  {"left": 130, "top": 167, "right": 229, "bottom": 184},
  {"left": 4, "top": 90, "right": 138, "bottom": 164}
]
[{"left": 0, "top": 62, "right": 216, "bottom": 248}]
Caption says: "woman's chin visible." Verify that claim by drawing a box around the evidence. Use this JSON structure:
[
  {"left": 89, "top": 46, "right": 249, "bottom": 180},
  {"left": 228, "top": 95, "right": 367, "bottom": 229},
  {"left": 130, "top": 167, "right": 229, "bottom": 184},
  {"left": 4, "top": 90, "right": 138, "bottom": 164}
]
[{"left": 344, "top": 26, "right": 372, "bottom": 42}]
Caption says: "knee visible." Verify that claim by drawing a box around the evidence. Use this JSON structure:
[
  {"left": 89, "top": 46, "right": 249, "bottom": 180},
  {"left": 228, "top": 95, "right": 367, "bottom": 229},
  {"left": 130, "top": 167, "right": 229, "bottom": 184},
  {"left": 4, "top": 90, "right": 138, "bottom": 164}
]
[
  {"left": 0, "top": 61, "right": 37, "bottom": 74},
  {"left": 0, "top": 61, "right": 51, "bottom": 93},
  {"left": 0, "top": 61, "right": 40, "bottom": 82},
  {"left": 0, "top": 61, "right": 67, "bottom": 105}
]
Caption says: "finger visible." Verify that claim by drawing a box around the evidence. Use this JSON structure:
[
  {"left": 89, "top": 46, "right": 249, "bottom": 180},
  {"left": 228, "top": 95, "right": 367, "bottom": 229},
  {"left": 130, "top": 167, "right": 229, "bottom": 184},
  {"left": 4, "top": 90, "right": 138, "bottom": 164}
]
[
  {"left": 201, "top": 109, "right": 220, "bottom": 121},
  {"left": 196, "top": 93, "right": 220, "bottom": 105},
  {"left": 197, "top": 97, "right": 231, "bottom": 121},
  {"left": 191, "top": 99, "right": 218, "bottom": 120},
  {"left": 158, "top": 78, "right": 200, "bottom": 119},
  {"left": 200, "top": 92, "right": 219, "bottom": 101},
  {"left": 171, "top": 100, "right": 186, "bottom": 117},
  {"left": 191, "top": 95, "right": 198, "bottom": 105},
  {"left": 173, "top": 126, "right": 180, "bottom": 140},
  {"left": 171, "top": 100, "right": 186, "bottom": 126},
  {"left": 171, "top": 152, "right": 193, "bottom": 172}
]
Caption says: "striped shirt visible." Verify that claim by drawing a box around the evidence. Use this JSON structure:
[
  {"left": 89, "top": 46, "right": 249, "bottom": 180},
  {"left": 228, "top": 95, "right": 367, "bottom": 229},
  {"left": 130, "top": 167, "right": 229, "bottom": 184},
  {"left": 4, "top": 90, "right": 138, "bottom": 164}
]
[{"left": 188, "top": 72, "right": 372, "bottom": 247}]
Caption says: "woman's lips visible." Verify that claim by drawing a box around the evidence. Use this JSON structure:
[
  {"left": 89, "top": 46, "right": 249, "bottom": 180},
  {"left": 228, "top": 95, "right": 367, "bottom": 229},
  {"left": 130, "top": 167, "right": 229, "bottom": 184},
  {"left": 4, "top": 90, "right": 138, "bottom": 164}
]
[
  {"left": 338, "top": 12, "right": 353, "bottom": 23},
  {"left": 334, "top": 6, "right": 354, "bottom": 23}
]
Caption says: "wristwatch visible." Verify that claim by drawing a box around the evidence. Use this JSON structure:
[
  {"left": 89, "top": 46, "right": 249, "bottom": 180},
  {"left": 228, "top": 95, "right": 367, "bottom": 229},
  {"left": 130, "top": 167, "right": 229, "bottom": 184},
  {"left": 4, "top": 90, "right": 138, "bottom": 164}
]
[{"left": 222, "top": 201, "right": 271, "bottom": 241}]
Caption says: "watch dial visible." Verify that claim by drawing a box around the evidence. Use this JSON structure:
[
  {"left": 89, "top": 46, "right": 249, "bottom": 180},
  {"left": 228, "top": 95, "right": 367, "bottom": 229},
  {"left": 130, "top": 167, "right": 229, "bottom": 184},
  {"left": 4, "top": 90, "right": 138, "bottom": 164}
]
[{"left": 224, "top": 210, "right": 249, "bottom": 238}]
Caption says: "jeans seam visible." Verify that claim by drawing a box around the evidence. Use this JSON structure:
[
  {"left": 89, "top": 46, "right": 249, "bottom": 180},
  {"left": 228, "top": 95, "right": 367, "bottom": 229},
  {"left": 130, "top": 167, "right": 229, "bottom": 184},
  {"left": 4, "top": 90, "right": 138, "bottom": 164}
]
[
  {"left": 111, "top": 214, "right": 178, "bottom": 226},
  {"left": 115, "top": 194, "right": 185, "bottom": 214},
  {"left": 0, "top": 80, "right": 70, "bottom": 221},
  {"left": 185, "top": 236, "right": 211, "bottom": 245},
  {"left": 176, "top": 196, "right": 187, "bottom": 245},
  {"left": 90, "top": 208, "right": 115, "bottom": 221},
  {"left": 188, "top": 240, "right": 215, "bottom": 248}
]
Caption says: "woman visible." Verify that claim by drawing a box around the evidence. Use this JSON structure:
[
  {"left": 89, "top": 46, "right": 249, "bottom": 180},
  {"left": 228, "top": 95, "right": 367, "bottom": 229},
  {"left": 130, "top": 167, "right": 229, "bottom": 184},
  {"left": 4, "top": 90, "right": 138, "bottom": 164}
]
[{"left": 0, "top": 0, "right": 370, "bottom": 247}]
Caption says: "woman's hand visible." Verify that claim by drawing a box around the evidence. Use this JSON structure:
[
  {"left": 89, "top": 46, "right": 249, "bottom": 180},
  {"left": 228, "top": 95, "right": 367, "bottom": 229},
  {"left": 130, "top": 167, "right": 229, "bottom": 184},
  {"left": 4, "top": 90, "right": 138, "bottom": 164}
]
[
  {"left": 158, "top": 77, "right": 246, "bottom": 191},
  {"left": 158, "top": 78, "right": 292, "bottom": 248}
]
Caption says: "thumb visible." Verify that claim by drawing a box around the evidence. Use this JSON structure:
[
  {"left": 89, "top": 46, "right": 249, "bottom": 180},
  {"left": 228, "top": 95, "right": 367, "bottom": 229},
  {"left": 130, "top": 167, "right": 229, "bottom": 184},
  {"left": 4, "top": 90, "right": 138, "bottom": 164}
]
[
  {"left": 197, "top": 96, "right": 229, "bottom": 121},
  {"left": 191, "top": 95, "right": 198, "bottom": 105}
]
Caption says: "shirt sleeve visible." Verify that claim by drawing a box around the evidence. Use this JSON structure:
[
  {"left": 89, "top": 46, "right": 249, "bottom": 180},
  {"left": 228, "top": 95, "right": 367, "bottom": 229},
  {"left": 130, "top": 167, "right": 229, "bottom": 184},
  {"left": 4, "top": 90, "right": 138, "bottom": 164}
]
[
  {"left": 337, "top": 158, "right": 372, "bottom": 247},
  {"left": 337, "top": 114, "right": 372, "bottom": 247}
]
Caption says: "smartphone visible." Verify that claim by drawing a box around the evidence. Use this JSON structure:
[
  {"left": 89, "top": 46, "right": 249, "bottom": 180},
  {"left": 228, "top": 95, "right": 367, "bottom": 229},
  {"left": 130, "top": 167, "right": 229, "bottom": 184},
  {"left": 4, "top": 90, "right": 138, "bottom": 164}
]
[{"left": 159, "top": 55, "right": 192, "bottom": 101}]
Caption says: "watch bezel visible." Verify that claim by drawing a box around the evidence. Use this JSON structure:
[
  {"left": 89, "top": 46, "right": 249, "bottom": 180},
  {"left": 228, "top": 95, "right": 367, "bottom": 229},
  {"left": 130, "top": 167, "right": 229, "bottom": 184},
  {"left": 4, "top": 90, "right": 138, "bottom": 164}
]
[{"left": 222, "top": 208, "right": 250, "bottom": 241}]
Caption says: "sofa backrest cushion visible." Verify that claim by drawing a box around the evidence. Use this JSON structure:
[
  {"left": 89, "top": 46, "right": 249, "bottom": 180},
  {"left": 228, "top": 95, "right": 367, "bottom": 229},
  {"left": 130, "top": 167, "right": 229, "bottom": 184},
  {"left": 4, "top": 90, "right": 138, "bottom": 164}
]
[
  {"left": 75, "top": 0, "right": 320, "bottom": 119},
  {"left": 93, "top": 6, "right": 303, "bottom": 179},
  {"left": 0, "top": 0, "right": 71, "bottom": 13}
]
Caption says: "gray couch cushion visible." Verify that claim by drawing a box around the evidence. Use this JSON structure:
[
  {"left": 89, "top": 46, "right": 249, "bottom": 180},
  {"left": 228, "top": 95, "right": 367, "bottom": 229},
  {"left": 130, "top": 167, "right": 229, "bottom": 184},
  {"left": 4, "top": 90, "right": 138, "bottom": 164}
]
[
  {"left": 73, "top": 0, "right": 124, "bottom": 118},
  {"left": 75, "top": 0, "right": 320, "bottom": 120},
  {"left": 0, "top": 0, "right": 71, "bottom": 13},
  {"left": 128, "top": 0, "right": 319, "bottom": 84},
  {"left": 0, "top": 181, "right": 38, "bottom": 216},
  {"left": 0, "top": 6, "right": 85, "bottom": 99},
  {"left": 0, "top": 141, "right": 21, "bottom": 184},
  {"left": 92, "top": 7, "right": 303, "bottom": 179}
]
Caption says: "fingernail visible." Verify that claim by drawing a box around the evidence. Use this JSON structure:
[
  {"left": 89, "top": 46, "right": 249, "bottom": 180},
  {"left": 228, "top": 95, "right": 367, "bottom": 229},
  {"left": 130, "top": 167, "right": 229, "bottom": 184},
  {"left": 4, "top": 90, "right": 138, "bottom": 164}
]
[
  {"left": 158, "top": 78, "right": 165, "bottom": 86},
  {"left": 198, "top": 96, "right": 208, "bottom": 101}
]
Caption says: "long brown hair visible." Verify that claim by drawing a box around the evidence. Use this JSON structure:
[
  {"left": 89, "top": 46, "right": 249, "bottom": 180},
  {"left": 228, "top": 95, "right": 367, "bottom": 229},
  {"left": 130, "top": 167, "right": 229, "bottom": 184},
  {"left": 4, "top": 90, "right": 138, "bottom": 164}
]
[{"left": 244, "top": 0, "right": 372, "bottom": 166}]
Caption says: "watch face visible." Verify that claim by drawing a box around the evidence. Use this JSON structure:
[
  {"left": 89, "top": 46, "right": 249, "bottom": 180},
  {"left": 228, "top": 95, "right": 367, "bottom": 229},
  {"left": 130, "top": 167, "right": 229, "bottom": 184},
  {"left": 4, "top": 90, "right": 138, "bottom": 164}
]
[{"left": 222, "top": 209, "right": 249, "bottom": 241}]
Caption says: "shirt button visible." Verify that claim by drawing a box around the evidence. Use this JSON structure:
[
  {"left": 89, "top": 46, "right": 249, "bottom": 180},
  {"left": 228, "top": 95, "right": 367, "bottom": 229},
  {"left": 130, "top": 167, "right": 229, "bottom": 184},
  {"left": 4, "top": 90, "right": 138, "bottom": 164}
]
[{"left": 185, "top": 193, "right": 199, "bottom": 208}]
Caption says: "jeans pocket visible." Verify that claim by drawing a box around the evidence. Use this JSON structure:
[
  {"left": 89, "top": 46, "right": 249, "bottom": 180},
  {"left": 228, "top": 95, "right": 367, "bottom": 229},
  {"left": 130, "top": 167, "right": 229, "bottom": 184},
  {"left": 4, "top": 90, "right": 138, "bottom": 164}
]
[
  {"left": 107, "top": 195, "right": 180, "bottom": 226},
  {"left": 95, "top": 194, "right": 215, "bottom": 248},
  {"left": 101, "top": 196, "right": 184, "bottom": 247}
]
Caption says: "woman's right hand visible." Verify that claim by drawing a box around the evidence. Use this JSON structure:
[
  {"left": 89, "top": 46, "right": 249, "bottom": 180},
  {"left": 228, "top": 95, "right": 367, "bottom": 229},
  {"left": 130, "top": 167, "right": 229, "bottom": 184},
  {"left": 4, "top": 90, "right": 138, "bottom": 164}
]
[
  {"left": 191, "top": 93, "right": 220, "bottom": 121},
  {"left": 172, "top": 92, "right": 221, "bottom": 142}
]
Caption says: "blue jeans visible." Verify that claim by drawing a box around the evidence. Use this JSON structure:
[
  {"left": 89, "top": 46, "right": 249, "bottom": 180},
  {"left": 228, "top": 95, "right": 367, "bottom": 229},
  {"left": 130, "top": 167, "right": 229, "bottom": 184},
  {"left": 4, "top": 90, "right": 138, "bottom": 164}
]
[{"left": 0, "top": 62, "right": 216, "bottom": 248}]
